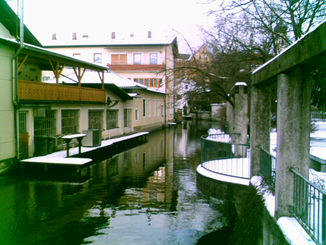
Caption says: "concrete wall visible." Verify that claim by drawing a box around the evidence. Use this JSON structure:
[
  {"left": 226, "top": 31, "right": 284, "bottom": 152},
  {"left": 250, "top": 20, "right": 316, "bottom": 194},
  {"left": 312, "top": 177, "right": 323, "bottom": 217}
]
[{"left": 196, "top": 172, "right": 290, "bottom": 244}]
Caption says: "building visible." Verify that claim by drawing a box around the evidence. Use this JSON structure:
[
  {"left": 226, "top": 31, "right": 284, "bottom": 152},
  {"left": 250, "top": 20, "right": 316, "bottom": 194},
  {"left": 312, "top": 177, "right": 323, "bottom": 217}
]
[
  {"left": 0, "top": 1, "right": 167, "bottom": 172},
  {"left": 43, "top": 30, "right": 179, "bottom": 122}
]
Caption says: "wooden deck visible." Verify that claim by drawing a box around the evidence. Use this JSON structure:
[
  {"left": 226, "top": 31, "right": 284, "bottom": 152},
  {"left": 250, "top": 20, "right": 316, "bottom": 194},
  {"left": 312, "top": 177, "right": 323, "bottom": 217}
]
[{"left": 20, "top": 132, "right": 149, "bottom": 167}]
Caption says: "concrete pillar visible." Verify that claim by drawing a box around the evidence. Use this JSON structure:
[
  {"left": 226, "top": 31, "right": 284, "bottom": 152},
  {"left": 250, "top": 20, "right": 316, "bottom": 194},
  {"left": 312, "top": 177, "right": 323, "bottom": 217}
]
[
  {"left": 250, "top": 83, "right": 271, "bottom": 176},
  {"left": 232, "top": 84, "right": 249, "bottom": 157},
  {"left": 233, "top": 84, "right": 249, "bottom": 142},
  {"left": 275, "top": 67, "right": 311, "bottom": 218}
]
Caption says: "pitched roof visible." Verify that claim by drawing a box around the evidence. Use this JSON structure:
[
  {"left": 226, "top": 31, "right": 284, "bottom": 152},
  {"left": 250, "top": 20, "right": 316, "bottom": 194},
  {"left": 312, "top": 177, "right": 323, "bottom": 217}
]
[
  {"left": 47, "top": 70, "right": 166, "bottom": 96},
  {"left": 44, "top": 36, "right": 179, "bottom": 58},
  {"left": 0, "top": 0, "right": 42, "bottom": 46},
  {"left": 0, "top": 36, "right": 109, "bottom": 72}
]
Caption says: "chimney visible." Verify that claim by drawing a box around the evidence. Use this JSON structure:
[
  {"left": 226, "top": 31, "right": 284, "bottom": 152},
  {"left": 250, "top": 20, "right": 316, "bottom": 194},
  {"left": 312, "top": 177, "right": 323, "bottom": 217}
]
[
  {"left": 111, "top": 32, "right": 116, "bottom": 39},
  {"left": 148, "top": 30, "right": 152, "bottom": 38}
]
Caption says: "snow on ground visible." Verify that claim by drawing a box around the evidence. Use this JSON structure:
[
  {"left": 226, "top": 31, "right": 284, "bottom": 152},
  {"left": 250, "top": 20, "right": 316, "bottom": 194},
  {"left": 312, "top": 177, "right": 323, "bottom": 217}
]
[{"left": 277, "top": 217, "right": 316, "bottom": 245}]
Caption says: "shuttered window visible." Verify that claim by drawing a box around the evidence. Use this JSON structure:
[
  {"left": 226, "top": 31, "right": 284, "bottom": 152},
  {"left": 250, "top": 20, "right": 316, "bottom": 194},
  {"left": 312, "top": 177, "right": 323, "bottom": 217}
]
[{"left": 111, "top": 54, "right": 127, "bottom": 64}]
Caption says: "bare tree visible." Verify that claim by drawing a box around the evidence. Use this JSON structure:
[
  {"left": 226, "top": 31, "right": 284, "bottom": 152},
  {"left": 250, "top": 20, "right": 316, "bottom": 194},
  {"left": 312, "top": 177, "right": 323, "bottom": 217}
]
[
  {"left": 207, "top": 0, "right": 326, "bottom": 55},
  {"left": 168, "top": 0, "right": 326, "bottom": 111}
]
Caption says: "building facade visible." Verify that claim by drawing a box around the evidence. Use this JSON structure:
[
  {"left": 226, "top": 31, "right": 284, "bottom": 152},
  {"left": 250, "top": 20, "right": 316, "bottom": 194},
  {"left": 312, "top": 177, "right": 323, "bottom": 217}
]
[{"left": 44, "top": 31, "right": 179, "bottom": 122}]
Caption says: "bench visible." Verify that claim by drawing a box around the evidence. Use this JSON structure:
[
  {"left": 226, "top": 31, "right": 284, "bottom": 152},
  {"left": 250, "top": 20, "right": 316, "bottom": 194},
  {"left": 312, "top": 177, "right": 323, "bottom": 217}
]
[{"left": 62, "top": 134, "right": 87, "bottom": 157}]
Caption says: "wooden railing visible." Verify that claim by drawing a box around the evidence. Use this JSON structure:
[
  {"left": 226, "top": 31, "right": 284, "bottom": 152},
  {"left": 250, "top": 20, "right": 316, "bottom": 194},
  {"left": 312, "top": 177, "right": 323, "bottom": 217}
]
[{"left": 18, "top": 80, "right": 106, "bottom": 103}]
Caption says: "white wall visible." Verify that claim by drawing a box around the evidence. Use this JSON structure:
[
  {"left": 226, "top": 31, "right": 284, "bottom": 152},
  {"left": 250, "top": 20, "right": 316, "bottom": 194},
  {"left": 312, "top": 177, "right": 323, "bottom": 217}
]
[{"left": 0, "top": 44, "right": 16, "bottom": 161}]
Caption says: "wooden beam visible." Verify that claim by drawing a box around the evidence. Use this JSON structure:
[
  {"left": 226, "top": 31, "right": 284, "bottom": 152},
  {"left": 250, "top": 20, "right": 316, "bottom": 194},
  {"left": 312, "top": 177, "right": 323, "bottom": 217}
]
[
  {"left": 49, "top": 60, "right": 65, "bottom": 84},
  {"left": 18, "top": 55, "right": 29, "bottom": 72},
  {"left": 98, "top": 71, "right": 105, "bottom": 89},
  {"left": 73, "top": 66, "right": 87, "bottom": 87}
]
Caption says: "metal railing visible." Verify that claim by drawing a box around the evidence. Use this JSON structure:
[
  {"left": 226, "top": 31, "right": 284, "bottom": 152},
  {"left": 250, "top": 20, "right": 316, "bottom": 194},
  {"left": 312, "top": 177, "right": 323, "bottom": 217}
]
[
  {"left": 201, "top": 133, "right": 250, "bottom": 179},
  {"left": 311, "top": 111, "right": 326, "bottom": 121},
  {"left": 291, "top": 168, "right": 326, "bottom": 245},
  {"left": 259, "top": 147, "right": 276, "bottom": 188}
]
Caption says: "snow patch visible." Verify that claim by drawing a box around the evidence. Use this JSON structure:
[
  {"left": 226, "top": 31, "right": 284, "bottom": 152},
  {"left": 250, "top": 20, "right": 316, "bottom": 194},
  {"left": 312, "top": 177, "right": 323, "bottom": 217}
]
[{"left": 277, "top": 217, "right": 315, "bottom": 245}]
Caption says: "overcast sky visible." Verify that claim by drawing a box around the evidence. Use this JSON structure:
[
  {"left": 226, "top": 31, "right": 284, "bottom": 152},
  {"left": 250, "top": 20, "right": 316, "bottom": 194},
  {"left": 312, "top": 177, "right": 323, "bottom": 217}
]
[{"left": 7, "top": 0, "right": 217, "bottom": 53}]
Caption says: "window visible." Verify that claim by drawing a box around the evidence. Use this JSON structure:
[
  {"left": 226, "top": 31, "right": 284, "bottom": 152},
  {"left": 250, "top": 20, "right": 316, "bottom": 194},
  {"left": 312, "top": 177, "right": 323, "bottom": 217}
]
[
  {"left": 135, "top": 109, "right": 139, "bottom": 121},
  {"left": 82, "top": 33, "right": 88, "bottom": 38},
  {"left": 62, "top": 110, "right": 79, "bottom": 135},
  {"left": 111, "top": 32, "right": 116, "bottom": 39},
  {"left": 111, "top": 54, "right": 127, "bottom": 65},
  {"left": 52, "top": 33, "right": 57, "bottom": 40},
  {"left": 94, "top": 53, "right": 102, "bottom": 64},
  {"left": 88, "top": 110, "right": 103, "bottom": 130},
  {"left": 34, "top": 109, "right": 57, "bottom": 136},
  {"left": 133, "top": 53, "right": 141, "bottom": 64},
  {"left": 124, "top": 109, "right": 132, "bottom": 127},
  {"left": 19, "top": 112, "right": 27, "bottom": 134},
  {"left": 150, "top": 53, "right": 158, "bottom": 64},
  {"left": 72, "top": 32, "right": 77, "bottom": 40},
  {"left": 143, "top": 99, "right": 146, "bottom": 117},
  {"left": 133, "top": 78, "right": 162, "bottom": 87},
  {"left": 107, "top": 109, "right": 119, "bottom": 129}
]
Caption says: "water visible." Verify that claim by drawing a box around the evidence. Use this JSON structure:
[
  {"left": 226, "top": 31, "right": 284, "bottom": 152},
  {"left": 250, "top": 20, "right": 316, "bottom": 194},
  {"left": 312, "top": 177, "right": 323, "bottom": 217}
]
[{"left": 0, "top": 121, "right": 229, "bottom": 245}]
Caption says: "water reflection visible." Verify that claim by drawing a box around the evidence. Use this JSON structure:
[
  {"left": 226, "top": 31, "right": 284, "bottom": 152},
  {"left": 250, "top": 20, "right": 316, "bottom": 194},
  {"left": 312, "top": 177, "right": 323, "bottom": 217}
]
[{"left": 0, "top": 121, "right": 229, "bottom": 245}]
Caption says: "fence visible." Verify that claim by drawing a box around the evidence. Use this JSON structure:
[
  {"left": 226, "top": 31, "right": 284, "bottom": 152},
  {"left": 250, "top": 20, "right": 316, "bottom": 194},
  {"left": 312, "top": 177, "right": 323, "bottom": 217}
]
[
  {"left": 201, "top": 134, "right": 250, "bottom": 179},
  {"left": 291, "top": 168, "right": 326, "bottom": 245},
  {"left": 259, "top": 147, "right": 276, "bottom": 188},
  {"left": 311, "top": 112, "right": 326, "bottom": 121},
  {"left": 259, "top": 146, "right": 325, "bottom": 244}
]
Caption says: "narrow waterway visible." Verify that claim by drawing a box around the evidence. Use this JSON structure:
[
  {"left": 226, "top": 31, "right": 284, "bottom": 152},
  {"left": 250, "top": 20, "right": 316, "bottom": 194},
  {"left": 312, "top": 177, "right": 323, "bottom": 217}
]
[{"left": 0, "top": 121, "right": 230, "bottom": 245}]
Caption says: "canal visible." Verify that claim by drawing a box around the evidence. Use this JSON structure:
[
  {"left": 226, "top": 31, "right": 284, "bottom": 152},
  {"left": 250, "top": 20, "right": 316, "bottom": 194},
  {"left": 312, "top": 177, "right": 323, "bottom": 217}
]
[{"left": 0, "top": 121, "right": 232, "bottom": 245}]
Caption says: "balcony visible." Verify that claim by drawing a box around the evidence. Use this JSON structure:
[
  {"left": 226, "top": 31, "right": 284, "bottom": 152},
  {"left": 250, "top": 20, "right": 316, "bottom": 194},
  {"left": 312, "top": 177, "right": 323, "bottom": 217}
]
[
  {"left": 108, "top": 63, "right": 165, "bottom": 71},
  {"left": 18, "top": 80, "right": 106, "bottom": 103}
]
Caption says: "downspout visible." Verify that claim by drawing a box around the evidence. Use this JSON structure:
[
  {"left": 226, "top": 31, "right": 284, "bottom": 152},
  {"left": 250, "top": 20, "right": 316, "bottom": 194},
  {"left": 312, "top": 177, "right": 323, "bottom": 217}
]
[
  {"left": 164, "top": 45, "right": 167, "bottom": 125},
  {"left": 12, "top": 0, "right": 25, "bottom": 160}
]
